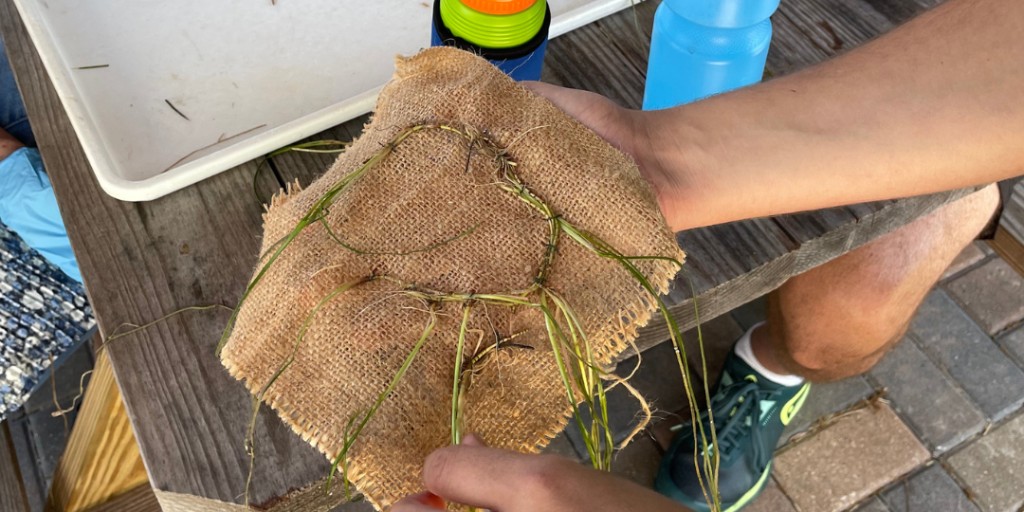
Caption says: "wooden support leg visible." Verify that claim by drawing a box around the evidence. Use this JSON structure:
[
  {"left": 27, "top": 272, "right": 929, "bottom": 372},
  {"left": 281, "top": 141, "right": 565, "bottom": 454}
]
[
  {"left": 2, "top": 420, "right": 30, "bottom": 512},
  {"left": 989, "top": 226, "right": 1024, "bottom": 277},
  {"left": 46, "top": 352, "right": 159, "bottom": 512},
  {"left": 990, "top": 181, "right": 1024, "bottom": 276}
]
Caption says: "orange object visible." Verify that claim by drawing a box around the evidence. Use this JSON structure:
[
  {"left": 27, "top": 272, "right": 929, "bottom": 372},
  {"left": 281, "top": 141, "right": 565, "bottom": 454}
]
[
  {"left": 459, "top": 0, "right": 537, "bottom": 15},
  {"left": 413, "top": 492, "right": 447, "bottom": 509}
]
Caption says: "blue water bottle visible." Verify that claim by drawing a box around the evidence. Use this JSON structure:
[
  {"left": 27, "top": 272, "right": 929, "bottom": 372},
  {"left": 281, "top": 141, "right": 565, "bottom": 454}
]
[{"left": 643, "top": 0, "right": 781, "bottom": 109}]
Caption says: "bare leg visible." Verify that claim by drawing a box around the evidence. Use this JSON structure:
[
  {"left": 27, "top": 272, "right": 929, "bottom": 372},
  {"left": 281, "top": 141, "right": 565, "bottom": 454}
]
[
  {"left": 751, "top": 184, "right": 1001, "bottom": 382},
  {"left": 0, "top": 127, "right": 24, "bottom": 160}
]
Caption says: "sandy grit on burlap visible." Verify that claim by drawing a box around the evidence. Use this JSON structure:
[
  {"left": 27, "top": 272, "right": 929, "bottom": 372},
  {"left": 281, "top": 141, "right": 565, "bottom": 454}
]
[{"left": 219, "top": 47, "right": 684, "bottom": 510}]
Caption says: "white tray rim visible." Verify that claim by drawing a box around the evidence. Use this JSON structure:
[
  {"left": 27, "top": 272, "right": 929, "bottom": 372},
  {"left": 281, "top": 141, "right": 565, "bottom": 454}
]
[{"left": 12, "top": 0, "right": 644, "bottom": 202}]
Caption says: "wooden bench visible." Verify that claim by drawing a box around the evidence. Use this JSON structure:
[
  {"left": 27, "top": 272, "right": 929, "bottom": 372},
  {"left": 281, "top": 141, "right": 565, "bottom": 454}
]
[
  {"left": 0, "top": 0, "right": 993, "bottom": 510},
  {"left": 2, "top": 421, "right": 30, "bottom": 511},
  {"left": 991, "top": 180, "right": 1024, "bottom": 275}
]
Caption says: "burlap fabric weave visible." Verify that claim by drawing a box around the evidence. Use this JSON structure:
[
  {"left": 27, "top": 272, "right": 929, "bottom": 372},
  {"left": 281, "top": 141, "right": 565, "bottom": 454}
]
[{"left": 220, "top": 47, "right": 684, "bottom": 510}]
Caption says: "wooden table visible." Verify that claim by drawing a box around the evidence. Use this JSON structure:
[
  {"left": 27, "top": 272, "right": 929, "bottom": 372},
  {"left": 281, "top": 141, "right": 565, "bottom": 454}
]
[{"left": 0, "top": 0, "right": 977, "bottom": 510}]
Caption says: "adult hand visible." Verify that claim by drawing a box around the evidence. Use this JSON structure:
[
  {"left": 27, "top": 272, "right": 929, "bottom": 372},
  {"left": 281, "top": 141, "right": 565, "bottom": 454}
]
[
  {"left": 522, "top": 82, "right": 698, "bottom": 232},
  {"left": 522, "top": 82, "right": 641, "bottom": 158},
  {"left": 392, "top": 434, "right": 688, "bottom": 512}
]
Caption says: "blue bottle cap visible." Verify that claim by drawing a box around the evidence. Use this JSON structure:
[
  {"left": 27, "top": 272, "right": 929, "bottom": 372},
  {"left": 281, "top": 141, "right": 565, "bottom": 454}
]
[{"left": 662, "top": 0, "right": 781, "bottom": 28}]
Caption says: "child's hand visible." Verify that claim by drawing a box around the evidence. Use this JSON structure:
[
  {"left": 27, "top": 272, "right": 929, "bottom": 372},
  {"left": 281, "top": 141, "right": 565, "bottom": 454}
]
[{"left": 392, "top": 434, "right": 688, "bottom": 512}]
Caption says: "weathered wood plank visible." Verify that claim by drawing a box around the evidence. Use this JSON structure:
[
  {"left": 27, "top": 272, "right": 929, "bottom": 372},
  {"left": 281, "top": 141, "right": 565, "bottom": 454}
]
[
  {"left": 0, "top": 1, "right": 338, "bottom": 509},
  {"left": 998, "top": 180, "right": 1024, "bottom": 244},
  {"left": 859, "top": 0, "right": 934, "bottom": 25},
  {"left": 672, "top": 221, "right": 798, "bottom": 294},
  {"left": 990, "top": 227, "right": 1024, "bottom": 278},
  {"left": 781, "top": 0, "right": 897, "bottom": 52},
  {"left": 773, "top": 208, "right": 859, "bottom": 245},
  {"left": 769, "top": 0, "right": 897, "bottom": 72},
  {"left": 541, "top": 3, "right": 652, "bottom": 108},
  {"left": 990, "top": 179, "right": 1024, "bottom": 276},
  {"left": 83, "top": 484, "right": 161, "bottom": 512},
  {"left": 1, "top": 421, "right": 29, "bottom": 512}
]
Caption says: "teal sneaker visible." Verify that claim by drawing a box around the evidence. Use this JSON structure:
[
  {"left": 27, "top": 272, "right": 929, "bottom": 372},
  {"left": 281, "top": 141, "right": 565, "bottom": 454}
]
[{"left": 655, "top": 339, "right": 811, "bottom": 512}]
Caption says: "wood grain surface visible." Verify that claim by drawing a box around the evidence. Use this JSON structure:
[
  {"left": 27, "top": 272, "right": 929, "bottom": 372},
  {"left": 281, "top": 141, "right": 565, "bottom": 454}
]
[
  {"left": 82, "top": 484, "right": 161, "bottom": 512},
  {"left": 991, "top": 178, "right": 1024, "bottom": 275},
  {"left": 0, "top": 0, "right": 974, "bottom": 509},
  {"left": 47, "top": 352, "right": 149, "bottom": 512},
  {"left": 998, "top": 181, "right": 1024, "bottom": 245},
  {"left": 0, "top": 1, "right": 333, "bottom": 508},
  {"left": 1, "top": 421, "right": 29, "bottom": 512}
]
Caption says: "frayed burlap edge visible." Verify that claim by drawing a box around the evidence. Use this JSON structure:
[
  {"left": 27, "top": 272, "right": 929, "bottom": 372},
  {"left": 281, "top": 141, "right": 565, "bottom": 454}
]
[
  {"left": 221, "top": 47, "right": 685, "bottom": 511},
  {"left": 221, "top": 198, "right": 679, "bottom": 510}
]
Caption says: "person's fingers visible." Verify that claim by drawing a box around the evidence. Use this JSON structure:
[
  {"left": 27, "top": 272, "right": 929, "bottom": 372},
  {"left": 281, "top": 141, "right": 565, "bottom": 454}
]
[
  {"left": 461, "top": 433, "right": 484, "bottom": 446},
  {"left": 392, "top": 491, "right": 446, "bottom": 511},
  {"left": 390, "top": 501, "right": 442, "bottom": 512},
  {"left": 521, "top": 81, "right": 599, "bottom": 118},
  {"left": 391, "top": 436, "right": 483, "bottom": 511},
  {"left": 521, "top": 81, "right": 635, "bottom": 155},
  {"left": 521, "top": 80, "right": 561, "bottom": 99},
  {"left": 422, "top": 445, "right": 552, "bottom": 509}
]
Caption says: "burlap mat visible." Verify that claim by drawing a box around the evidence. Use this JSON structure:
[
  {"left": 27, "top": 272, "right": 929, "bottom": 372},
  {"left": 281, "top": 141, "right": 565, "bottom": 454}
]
[{"left": 220, "top": 47, "right": 684, "bottom": 510}]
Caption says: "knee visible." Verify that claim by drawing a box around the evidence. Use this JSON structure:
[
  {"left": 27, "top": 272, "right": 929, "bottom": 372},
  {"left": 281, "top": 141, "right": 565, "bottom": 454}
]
[{"left": 772, "top": 319, "right": 907, "bottom": 381}]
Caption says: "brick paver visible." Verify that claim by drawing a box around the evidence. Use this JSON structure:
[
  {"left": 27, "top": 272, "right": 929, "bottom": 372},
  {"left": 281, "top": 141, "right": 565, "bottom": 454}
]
[
  {"left": 569, "top": 334, "right": 710, "bottom": 456},
  {"left": 564, "top": 383, "right": 647, "bottom": 454},
  {"left": 542, "top": 431, "right": 580, "bottom": 459},
  {"left": 773, "top": 403, "right": 928, "bottom": 512},
  {"left": 566, "top": 320, "right": 740, "bottom": 457},
  {"left": 744, "top": 479, "right": 797, "bottom": 512},
  {"left": 779, "top": 376, "right": 875, "bottom": 447},
  {"left": 998, "top": 325, "right": 1024, "bottom": 366},
  {"left": 947, "top": 412, "right": 1024, "bottom": 512},
  {"left": 852, "top": 497, "right": 891, "bottom": 511},
  {"left": 880, "top": 464, "right": 979, "bottom": 512},
  {"left": 683, "top": 315, "right": 745, "bottom": 384},
  {"left": 570, "top": 317, "right": 743, "bottom": 458},
  {"left": 729, "top": 296, "right": 767, "bottom": 332},
  {"left": 909, "top": 291, "right": 1024, "bottom": 421},
  {"left": 615, "top": 337, "right": 691, "bottom": 416},
  {"left": 618, "top": 316, "right": 742, "bottom": 419},
  {"left": 610, "top": 435, "right": 661, "bottom": 487},
  {"left": 945, "top": 258, "right": 1024, "bottom": 335},
  {"left": 564, "top": 249, "right": 1024, "bottom": 512},
  {"left": 867, "top": 338, "right": 985, "bottom": 453}
]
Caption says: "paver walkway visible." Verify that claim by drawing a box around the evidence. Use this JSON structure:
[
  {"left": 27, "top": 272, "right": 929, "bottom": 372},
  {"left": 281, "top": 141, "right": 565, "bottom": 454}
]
[{"left": 565, "top": 241, "right": 1024, "bottom": 512}]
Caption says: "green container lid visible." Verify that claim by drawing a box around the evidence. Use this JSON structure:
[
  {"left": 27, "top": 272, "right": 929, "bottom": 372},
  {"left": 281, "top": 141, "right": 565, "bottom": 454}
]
[{"left": 440, "top": 0, "right": 547, "bottom": 49}]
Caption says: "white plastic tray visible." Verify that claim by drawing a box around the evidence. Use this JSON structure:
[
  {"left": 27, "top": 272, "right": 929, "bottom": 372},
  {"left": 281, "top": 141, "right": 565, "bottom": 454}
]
[{"left": 12, "top": 0, "right": 642, "bottom": 201}]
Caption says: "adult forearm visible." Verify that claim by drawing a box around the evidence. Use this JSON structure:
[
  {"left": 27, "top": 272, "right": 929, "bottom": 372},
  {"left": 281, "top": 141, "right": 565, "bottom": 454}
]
[{"left": 642, "top": 0, "right": 1024, "bottom": 230}]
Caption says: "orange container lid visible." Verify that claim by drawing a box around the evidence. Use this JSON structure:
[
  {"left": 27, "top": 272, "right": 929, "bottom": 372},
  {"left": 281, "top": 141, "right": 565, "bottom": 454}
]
[{"left": 459, "top": 0, "right": 538, "bottom": 15}]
